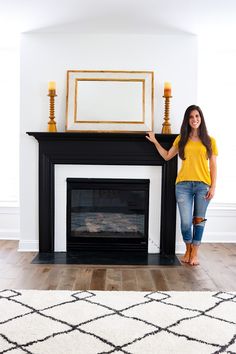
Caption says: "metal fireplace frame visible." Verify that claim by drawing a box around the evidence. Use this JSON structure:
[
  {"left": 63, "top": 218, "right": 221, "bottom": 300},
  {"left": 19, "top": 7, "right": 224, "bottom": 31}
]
[{"left": 66, "top": 177, "right": 150, "bottom": 252}]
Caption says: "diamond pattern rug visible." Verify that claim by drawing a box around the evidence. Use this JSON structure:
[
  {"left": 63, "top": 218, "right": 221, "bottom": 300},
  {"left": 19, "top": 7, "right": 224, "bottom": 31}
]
[{"left": 0, "top": 290, "right": 236, "bottom": 353}]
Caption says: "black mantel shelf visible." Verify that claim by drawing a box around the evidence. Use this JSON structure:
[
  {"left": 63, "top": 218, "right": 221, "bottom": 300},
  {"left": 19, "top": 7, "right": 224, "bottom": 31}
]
[{"left": 27, "top": 131, "right": 178, "bottom": 262}]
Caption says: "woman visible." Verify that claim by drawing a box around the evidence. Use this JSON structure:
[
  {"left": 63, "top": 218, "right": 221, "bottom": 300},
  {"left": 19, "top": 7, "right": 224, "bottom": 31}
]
[{"left": 146, "top": 105, "right": 218, "bottom": 266}]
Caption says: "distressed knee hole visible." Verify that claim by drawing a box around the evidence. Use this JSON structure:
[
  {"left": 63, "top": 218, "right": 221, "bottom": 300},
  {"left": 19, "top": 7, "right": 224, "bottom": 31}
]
[{"left": 192, "top": 217, "right": 207, "bottom": 225}]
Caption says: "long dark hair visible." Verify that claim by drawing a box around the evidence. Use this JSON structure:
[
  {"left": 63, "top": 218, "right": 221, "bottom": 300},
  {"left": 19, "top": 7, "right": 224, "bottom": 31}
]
[{"left": 178, "top": 105, "right": 212, "bottom": 160}]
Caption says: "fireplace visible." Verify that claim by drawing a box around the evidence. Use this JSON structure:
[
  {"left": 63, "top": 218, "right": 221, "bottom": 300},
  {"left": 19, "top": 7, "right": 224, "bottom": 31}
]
[
  {"left": 67, "top": 178, "right": 149, "bottom": 251},
  {"left": 27, "top": 132, "right": 178, "bottom": 264}
]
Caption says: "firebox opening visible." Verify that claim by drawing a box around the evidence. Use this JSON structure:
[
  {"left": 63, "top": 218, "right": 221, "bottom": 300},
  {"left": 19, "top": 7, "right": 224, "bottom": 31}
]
[{"left": 67, "top": 178, "right": 150, "bottom": 252}]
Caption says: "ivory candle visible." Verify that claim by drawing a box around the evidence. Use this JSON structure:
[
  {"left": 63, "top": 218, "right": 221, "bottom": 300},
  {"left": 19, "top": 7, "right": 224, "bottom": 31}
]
[
  {"left": 48, "top": 81, "right": 56, "bottom": 91},
  {"left": 164, "top": 82, "right": 171, "bottom": 97}
]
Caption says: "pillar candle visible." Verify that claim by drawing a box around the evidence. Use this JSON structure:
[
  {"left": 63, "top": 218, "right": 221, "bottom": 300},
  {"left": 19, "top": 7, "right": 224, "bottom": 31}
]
[
  {"left": 48, "top": 81, "right": 56, "bottom": 91},
  {"left": 164, "top": 82, "right": 171, "bottom": 97}
]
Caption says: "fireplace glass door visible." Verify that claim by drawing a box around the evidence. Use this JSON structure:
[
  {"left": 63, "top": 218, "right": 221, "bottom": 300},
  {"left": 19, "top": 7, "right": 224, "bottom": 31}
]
[{"left": 67, "top": 178, "right": 149, "bottom": 252}]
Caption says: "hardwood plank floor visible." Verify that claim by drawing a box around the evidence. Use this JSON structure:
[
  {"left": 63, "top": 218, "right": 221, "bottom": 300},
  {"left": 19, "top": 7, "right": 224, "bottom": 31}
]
[{"left": 0, "top": 240, "right": 235, "bottom": 291}]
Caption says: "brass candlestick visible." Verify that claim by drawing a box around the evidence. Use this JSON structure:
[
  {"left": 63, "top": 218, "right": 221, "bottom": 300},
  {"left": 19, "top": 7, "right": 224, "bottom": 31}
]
[
  {"left": 48, "top": 89, "right": 57, "bottom": 132},
  {"left": 161, "top": 95, "right": 172, "bottom": 134}
]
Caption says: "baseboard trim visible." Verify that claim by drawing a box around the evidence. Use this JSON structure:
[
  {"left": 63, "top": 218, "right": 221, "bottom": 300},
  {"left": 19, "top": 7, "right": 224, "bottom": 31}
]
[
  {"left": 176, "top": 232, "right": 236, "bottom": 255},
  {"left": 0, "top": 205, "right": 20, "bottom": 240},
  {"left": 16, "top": 236, "right": 236, "bottom": 254},
  {"left": 0, "top": 230, "right": 20, "bottom": 240},
  {"left": 18, "top": 240, "right": 38, "bottom": 252},
  {"left": 5, "top": 203, "right": 236, "bottom": 252},
  {"left": 176, "top": 243, "right": 185, "bottom": 254}
]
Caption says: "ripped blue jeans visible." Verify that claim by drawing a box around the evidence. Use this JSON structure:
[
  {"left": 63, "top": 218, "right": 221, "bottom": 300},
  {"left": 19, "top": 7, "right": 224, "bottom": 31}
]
[{"left": 175, "top": 181, "right": 210, "bottom": 245}]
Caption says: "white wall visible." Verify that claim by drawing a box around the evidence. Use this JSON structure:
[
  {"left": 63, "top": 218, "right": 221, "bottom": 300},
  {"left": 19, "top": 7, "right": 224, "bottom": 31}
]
[
  {"left": 0, "top": 47, "right": 20, "bottom": 241},
  {"left": 0, "top": 48, "right": 19, "bottom": 204},
  {"left": 20, "top": 32, "right": 198, "bottom": 251},
  {"left": 198, "top": 36, "right": 236, "bottom": 204}
]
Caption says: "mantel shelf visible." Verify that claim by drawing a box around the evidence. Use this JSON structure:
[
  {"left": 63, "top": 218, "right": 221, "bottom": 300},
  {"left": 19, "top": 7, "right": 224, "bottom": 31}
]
[{"left": 27, "top": 131, "right": 177, "bottom": 143}]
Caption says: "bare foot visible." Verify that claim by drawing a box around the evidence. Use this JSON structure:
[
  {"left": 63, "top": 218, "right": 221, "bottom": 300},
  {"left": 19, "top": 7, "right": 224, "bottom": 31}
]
[
  {"left": 181, "top": 252, "right": 191, "bottom": 263},
  {"left": 189, "top": 256, "right": 199, "bottom": 266},
  {"left": 189, "top": 245, "right": 200, "bottom": 266},
  {"left": 180, "top": 244, "right": 192, "bottom": 263}
]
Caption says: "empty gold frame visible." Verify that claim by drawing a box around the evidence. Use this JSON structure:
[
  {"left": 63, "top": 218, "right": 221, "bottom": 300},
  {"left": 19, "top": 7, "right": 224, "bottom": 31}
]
[{"left": 66, "top": 70, "right": 154, "bottom": 132}]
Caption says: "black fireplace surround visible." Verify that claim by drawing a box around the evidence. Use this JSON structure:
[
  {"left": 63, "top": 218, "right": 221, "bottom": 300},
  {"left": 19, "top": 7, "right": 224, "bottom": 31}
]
[{"left": 28, "top": 132, "right": 178, "bottom": 262}]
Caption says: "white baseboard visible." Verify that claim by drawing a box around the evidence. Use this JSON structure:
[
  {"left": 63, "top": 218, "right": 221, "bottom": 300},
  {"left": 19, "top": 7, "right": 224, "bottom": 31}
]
[
  {"left": 13, "top": 235, "right": 236, "bottom": 254},
  {"left": 18, "top": 240, "right": 38, "bottom": 252},
  {"left": 2, "top": 202, "right": 236, "bottom": 252},
  {"left": 176, "top": 243, "right": 185, "bottom": 254},
  {"left": 0, "top": 230, "right": 20, "bottom": 240},
  {"left": 176, "top": 232, "right": 236, "bottom": 255},
  {"left": 0, "top": 205, "right": 20, "bottom": 240}
]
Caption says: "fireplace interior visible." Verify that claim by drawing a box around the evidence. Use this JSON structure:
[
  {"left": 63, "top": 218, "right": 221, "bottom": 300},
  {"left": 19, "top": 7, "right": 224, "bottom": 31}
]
[{"left": 67, "top": 178, "right": 149, "bottom": 252}]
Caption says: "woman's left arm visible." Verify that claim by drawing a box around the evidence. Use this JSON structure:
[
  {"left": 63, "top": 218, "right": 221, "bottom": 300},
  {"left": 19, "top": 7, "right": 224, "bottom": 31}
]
[{"left": 206, "top": 155, "right": 217, "bottom": 200}]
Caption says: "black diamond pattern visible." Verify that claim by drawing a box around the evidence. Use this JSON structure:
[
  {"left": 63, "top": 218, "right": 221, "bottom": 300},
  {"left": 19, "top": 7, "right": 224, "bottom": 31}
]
[{"left": 0, "top": 290, "right": 235, "bottom": 353}]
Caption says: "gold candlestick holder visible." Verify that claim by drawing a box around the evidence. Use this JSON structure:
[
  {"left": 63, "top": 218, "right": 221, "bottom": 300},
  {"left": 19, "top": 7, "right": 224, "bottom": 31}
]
[
  {"left": 161, "top": 95, "right": 172, "bottom": 134},
  {"left": 48, "top": 89, "right": 57, "bottom": 132}
]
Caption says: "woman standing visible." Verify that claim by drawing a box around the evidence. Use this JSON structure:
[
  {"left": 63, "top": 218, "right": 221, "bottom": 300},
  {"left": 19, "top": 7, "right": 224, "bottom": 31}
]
[{"left": 146, "top": 105, "right": 218, "bottom": 266}]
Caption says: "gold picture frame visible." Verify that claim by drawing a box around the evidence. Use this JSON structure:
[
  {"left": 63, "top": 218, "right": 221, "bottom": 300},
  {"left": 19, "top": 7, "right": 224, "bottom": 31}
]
[{"left": 66, "top": 70, "right": 154, "bottom": 132}]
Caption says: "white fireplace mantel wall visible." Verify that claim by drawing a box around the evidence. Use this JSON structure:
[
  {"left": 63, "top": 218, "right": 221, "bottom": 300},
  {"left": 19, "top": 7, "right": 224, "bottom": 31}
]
[{"left": 18, "top": 32, "right": 236, "bottom": 253}]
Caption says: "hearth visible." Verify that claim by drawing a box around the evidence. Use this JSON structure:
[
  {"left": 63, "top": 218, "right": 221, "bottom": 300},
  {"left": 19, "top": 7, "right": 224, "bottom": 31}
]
[{"left": 67, "top": 178, "right": 149, "bottom": 252}]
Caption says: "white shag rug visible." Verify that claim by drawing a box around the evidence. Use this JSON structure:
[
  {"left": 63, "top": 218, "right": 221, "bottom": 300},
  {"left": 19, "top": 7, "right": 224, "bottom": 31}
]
[{"left": 0, "top": 290, "right": 236, "bottom": 354}]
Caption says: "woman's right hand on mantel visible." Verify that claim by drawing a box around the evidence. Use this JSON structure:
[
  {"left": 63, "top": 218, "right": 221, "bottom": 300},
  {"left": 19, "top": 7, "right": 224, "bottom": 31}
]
[
  {"left": 146, "top": 131, "right": 157, "bottom": 144},
  {"left": 146, "top": 131, "right": 178, "bottom": 161}
]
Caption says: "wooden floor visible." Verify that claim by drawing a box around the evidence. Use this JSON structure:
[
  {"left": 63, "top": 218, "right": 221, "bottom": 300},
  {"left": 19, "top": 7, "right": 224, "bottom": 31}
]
[{"left": 0, "top": 240, "right": 235, "bottom": 291}]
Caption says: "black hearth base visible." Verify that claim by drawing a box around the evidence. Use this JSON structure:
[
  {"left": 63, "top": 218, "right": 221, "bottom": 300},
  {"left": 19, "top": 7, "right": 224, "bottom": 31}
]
[{"left": 32, "top": 251, "right": 181, "bottom": 266}]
